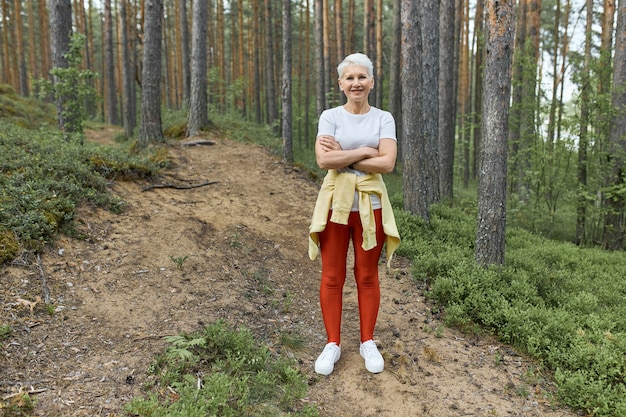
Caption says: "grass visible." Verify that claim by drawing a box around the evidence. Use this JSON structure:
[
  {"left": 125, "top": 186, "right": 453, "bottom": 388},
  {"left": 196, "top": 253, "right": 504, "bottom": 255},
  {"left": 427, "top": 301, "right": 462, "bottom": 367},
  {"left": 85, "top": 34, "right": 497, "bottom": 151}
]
[
  {"left": 394, "top": 203, "right": 626, "bottom": 416},
  {"left": 124, "top": 320, "right": 317, "bottom": 417}
]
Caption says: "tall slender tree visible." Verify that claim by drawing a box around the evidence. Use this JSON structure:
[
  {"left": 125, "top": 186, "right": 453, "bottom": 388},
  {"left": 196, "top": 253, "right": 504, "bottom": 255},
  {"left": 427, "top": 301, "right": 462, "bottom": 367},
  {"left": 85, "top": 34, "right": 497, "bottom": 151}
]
[
  {"left": 475, "top": 0, "right": 516, "bottom": 266},
  {"left": 48, "top": 0, "right": 74, "bottom": 134},
  {"left": 401, "top": 0, "right": 440, "bottom": 221},
  {"left": 314, "top": 0, "right": 325, "bottom": 115},
  {"left": 282, "top": 0, "right": 293, "bottom": 163},
  {"left": 179, "top": 0, "right": 190, "bottom": 107},
  {"left": 576, "top": 0, "right": 593, "bottom": 245},
  {"left": 603, "top": 0, "right": 626, "bottom": 250},
  {"left": 186, "top": 0, "right": 209, "bottom": 137},
  {"left": 104, "top": 0, "right": 118, "bottom": 124},
  {"left": 139, "top": 0, "right": 165, "bottom": 145},
  {"left": 439, "top": 0, "right": 457, "bottom": 199},
  {"left": 120, "top": 0, "right": 136, "bottom": 138},
  {"left": 388, "top": 0, "right": 402, "bottom": 155}
]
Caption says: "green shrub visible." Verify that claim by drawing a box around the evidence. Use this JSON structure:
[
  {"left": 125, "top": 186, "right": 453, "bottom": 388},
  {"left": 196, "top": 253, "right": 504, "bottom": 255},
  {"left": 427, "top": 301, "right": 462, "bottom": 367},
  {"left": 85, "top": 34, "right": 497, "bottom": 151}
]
[
  {"left": 0, "top": 121, "right": 161, "bottom": 256},
  {"left": 125, "top": 320, "right": 316, "bottom": 417},
  {"left": 397, "top": 202, "right": 626, "bottom": 416}
]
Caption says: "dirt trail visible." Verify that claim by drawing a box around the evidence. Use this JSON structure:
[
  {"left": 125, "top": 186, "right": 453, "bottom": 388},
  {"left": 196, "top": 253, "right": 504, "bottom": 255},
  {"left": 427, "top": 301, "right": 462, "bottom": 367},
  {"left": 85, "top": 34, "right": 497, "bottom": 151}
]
[{"left": 1, "top": 127, "right": 581, "bottom": 416}]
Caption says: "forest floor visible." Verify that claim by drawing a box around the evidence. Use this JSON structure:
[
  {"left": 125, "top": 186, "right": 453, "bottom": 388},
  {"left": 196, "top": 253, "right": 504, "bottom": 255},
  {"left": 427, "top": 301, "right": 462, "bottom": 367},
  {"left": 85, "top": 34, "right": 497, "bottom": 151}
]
[{"left": 1, "top": 126, "right": 585, "bottom": 417}]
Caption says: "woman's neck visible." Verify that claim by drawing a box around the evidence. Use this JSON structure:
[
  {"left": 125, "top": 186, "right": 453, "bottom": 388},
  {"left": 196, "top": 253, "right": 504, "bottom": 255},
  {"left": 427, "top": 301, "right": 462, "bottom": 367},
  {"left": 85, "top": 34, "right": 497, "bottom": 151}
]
[{"left": 343, "top": 101, "right": 371, "bottom": 114}]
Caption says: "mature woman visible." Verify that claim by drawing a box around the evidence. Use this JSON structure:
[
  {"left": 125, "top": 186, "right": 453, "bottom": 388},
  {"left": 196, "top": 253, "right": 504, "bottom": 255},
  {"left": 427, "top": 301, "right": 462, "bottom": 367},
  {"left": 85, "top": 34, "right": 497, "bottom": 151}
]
[{"left": 309, "top": 53, "right": 400, "bottom": 376}]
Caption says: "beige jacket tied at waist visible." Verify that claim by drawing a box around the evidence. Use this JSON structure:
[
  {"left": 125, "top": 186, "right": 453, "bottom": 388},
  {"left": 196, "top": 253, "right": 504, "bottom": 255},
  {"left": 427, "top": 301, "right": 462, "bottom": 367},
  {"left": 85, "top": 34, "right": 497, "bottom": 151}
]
[{"left": 308, "top": 169, "right": 401, "bottom": 267}]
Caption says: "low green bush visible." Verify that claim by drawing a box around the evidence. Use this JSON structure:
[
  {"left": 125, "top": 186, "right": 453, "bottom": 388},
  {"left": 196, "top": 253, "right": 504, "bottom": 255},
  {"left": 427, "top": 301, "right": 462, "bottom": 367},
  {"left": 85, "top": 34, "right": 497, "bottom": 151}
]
[
  {"left": 125, "top": 320, "right": 317, "bottom": 417},
  {"left": 0, "top": 121, "right": 161, "bottom": 256},
  {"left": 395, "top": 203, "right": 626, "bottom": 416}
]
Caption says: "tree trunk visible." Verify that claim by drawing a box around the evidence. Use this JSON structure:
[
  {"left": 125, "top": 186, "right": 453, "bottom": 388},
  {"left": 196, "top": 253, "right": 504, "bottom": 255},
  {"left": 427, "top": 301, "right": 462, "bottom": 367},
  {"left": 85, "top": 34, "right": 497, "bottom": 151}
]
[
  {"left": 314, "top": 0, "right": 325, "bottom": 115},
  {"left": 439, "top": 0, "right": 457, "bottom": 199},
  {"left": 389, "top": 0, "right": 402, "bottom": 157},
  {"left": 179, "top": 0, "right": 190, "bottom": 107},
  {"left": 104, "top": 0, "right": 118, "bottom": 124},
  {"left": 120, "top": 0, "right": 136, "bottom": 138},
  {"left": 375, "top": 0, "right": 383, "bottom": 108},
  {"left": 264, "top": 0, "right": 278, "bottom": 129},
  {"left": 139, "top": 0, "right": 165, "bottom": 145},
  {"left": 475, "top": 0, "right": 515, "bottom": 266},
  {"left": 14, "top": 0, "right": 28, "bottom": 95},
  {"left": 471, "top": 0, "right": 485, "bottom": 182},
  {"left": 401, "top": 0, "right": 440, "bottom": 222},
  {"left": 282, "top": 0, "right": 293, "bottom": 163},
  {"left": 186, "top": 0, "right": 210, "bottom": 137},
  {"left": 603, "top": 0, "right": 626, "bottom": 250},
  {"left": 576, "top": 0, "right": 593, "bottom": 245},
  {"left": 48, "top": 0, "right": 73, "bottom": 134}
]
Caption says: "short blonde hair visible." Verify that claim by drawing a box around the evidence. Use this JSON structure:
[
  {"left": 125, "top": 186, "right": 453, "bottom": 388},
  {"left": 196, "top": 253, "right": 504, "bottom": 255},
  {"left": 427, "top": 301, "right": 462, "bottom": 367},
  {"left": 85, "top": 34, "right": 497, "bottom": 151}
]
[{"left": 337, "top": 53, "right": 374, "bottom": 78}]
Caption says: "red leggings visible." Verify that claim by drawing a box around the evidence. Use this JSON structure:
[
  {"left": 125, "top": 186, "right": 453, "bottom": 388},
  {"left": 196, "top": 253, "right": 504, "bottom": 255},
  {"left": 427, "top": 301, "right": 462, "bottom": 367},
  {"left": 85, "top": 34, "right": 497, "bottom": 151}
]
[{"left": 318, "top": 209, "right": 385, "bottom": 345}]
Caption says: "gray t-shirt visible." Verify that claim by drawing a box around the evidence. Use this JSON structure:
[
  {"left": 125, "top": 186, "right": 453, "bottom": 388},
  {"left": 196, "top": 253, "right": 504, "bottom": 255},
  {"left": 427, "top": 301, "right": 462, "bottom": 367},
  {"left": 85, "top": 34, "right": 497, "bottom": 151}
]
[{"left": 317, "top": 106, "right": 397, "bottom": 211}]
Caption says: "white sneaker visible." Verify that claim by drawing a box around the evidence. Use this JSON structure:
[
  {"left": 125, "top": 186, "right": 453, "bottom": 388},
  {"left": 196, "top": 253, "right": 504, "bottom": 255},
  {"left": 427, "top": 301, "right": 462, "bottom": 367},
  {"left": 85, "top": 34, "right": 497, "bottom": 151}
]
[
  {"left": 360, "top": 340, "right": 384, "bottom": 373},
  {"left": 314, "top": 342, "right": 341, "bottom": 375}
]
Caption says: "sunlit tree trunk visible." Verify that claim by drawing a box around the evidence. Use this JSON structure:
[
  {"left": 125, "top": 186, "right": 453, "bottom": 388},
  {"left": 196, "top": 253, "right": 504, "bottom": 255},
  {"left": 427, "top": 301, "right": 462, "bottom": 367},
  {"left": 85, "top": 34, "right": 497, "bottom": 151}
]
[
  {"left": 282, "top": 0, "right": 293, "bottom": 163},
  {"left": 476, "top": 0, "right": 515, "bottom": 266},
  {"left": 401, "top": 0, "right": 440, "bottom": 222},
  {"left": 440, "top": 0, "right": 456, "bottom": 199},
  {"left": 603, "top": 0, "right": 626, "bottom": 250},
  {"left": 186, "top": 0, "right": 209, "bottom": 137},
  {"left": 139, "top": 0, "right": 164, "bottom": 145}
]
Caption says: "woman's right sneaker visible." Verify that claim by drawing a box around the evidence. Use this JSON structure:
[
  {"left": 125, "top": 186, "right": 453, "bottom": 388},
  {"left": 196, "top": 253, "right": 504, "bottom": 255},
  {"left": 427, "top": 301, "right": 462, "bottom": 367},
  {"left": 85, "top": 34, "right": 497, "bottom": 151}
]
[{"left": 314, "top": 342, "right": 341, "bottom": 375}]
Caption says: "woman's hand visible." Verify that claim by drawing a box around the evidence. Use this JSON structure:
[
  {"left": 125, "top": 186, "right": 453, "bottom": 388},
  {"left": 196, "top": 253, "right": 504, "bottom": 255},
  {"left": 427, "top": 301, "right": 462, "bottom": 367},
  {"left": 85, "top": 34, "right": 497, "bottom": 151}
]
[{"left": 318, "top": 135, "right": 342, "bottom": 152}]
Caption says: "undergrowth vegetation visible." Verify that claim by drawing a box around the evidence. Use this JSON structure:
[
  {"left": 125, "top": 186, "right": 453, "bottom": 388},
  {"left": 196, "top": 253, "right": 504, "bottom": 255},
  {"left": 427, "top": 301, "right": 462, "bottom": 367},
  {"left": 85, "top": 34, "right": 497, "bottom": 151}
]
[
  {"left": 124, "top": 320, "right": 317, "bottom": 417},
  {"left": 0, "top": 120, "right": 162, "bottom": 255},
  {"left": 393, "top": 202, "right": 626, "bottom": 416}
]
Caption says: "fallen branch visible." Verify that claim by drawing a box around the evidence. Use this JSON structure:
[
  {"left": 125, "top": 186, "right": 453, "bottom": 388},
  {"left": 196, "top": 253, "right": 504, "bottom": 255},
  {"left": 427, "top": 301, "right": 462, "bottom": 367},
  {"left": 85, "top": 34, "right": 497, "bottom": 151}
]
[
  {"left": 142, "top": 180, "right": 219, "bottom": 192},
  {"left": 35, "top": 254, "right": 51, "bottom": 305},
  {"left": 2, "top": 388, "right": 48, "bottom": 401},
  {"left": 180, "top": 139, "right": 215, "bottom": 147}
]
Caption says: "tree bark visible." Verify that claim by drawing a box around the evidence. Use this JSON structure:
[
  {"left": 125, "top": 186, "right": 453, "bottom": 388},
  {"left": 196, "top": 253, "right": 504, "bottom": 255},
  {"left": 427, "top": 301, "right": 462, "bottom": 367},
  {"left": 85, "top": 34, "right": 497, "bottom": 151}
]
[
  {"left": 48, "top": 0, "right": 73, "bottom": 134},
  {"left": 576, "top": 0, "right": 593, "bottom": 245},
  {"left": 475, "top": 0, "right": 515, "bottom": 266},
  {"left": 14, "top": 0, "right": 28, "bottom": 95},
  {"left": 603, "top": 0, "right": 626, "bottom": 250},
  {"left": 388, "top": 0, "right": 402, "bottom": 158},
  {"left": 439, "top": 0, "right": 457, "bottom": 199},
  {"left": 401, "top": 0, "right": 440, "bottom": 222},
  {"left": 179, "top": 0, "right": 191, "bottom": 107},
  {"left": 264, "top": 0, "right": 278, "bottom": 129},
  {"left": 282, "top": 0, "right": 293, "bottom": 163},
  {"left": 120, "top": 0, "right": 136, "bottom": 138},
  {"left": 139, "top": 0, "right": 165, "bottom": 145},
  {"left": 104, "top": 0, "right": 118, "bottom": 124},
  {"left": 314, "top": 0, "right": 325, "bottom": 115},
  {"left": 186, "top": 0, "right": 210, "bottom": 138}
]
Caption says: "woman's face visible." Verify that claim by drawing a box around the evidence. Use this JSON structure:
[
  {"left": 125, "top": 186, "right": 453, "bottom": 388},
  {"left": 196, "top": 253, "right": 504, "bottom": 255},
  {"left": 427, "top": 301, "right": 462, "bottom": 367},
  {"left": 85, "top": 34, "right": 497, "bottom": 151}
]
[{"left": 338, "top": 64, "right": 374, "bottom": 103}]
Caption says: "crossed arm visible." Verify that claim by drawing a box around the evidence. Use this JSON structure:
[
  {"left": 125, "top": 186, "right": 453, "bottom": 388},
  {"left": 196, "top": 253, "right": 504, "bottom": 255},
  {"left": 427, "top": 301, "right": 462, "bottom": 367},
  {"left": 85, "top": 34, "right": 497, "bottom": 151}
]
[{"left": 315, "top": 135, "right": 397, "bottom": 174}]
